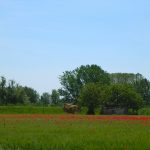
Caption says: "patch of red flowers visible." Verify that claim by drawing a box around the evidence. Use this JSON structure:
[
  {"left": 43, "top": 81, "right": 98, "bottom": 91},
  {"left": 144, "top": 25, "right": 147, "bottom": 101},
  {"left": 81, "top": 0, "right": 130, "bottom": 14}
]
[{"left": 0, "top": 114, "right": 150, "bottom": 121}]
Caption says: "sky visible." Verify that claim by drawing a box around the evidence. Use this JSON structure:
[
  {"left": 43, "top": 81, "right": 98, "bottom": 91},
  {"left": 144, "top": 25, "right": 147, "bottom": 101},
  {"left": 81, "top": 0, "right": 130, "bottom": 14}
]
[{"left": 0, "top": 0, "right": 150, "bottom": 94}]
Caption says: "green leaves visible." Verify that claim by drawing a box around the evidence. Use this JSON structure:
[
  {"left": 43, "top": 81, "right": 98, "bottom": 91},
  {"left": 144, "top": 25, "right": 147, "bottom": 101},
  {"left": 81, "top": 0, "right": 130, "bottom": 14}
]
[
  {"left": 59, "top": 64, "right": 110, "bottom": 103},
  {"left": 51, "top": 89, "right": 60, "bottom": 105},
  {"left": 110, "top": 73, "right": 150, "bottom": 106},
  {"left": 79, "top": 83, "right": 102, "bottom": 114},
  {"left": 102, "top": 84, "right": 143, "bottom": 111},
  {"left": 0, "top": 76, "right": 39, "bottom": 105}
]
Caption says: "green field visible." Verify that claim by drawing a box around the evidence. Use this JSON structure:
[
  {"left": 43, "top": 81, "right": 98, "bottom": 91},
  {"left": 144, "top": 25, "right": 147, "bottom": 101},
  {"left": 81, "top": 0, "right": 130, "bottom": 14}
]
[
  {"left": 0, "top": 115, "right": 150, "bottom": 150},
  {"left": 0, "top": 106, "right": 94, "bottom": 115},
  {"left": 0, "top": 106, "right": 150, "bottom": 115},
  {"left": 0, "top": 106, "right": 65, "bottom": 114},
  {"left": 0, "top": 106, "right": 150, "bottom": 150}
]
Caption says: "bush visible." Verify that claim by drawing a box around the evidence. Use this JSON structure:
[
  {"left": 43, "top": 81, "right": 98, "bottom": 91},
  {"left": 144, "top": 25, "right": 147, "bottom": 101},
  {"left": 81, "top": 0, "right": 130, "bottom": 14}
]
[
  {"left": 102, "top": 84, "right": 143, "bottom": 111},
  {"left": 138, "top": 107, "right": 150, "bottom": 115}
]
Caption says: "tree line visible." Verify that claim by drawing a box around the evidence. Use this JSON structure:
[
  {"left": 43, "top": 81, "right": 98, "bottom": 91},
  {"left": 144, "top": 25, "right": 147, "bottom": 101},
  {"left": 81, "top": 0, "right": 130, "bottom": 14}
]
[
  {"left": 0, "top": 64, "right": 150, "bottom": 114},
  {"left": 0, "top": 77, "right": 60, "bottom": 106},
  {"left": 59, "top": 65, "right": 150, "bottom": 114}
]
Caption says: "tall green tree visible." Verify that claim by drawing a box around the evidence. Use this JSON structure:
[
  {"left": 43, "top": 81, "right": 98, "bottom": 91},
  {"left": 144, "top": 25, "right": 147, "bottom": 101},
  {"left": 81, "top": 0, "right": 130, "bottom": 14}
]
[
  {"left": 40, "top": 92, "right": 51, "bottom": 106},
  {"left": 24, "top": 87, "right": 39, "bottom": 103},
  {"left": 6, "top": 80, "right": 17, "bottom": 104},
  {"left": 6, "top": 81, "right": 28, "bottom": 104},
  {"left": 51, "top": 89, "right": 60, "bottom": 105},
  {"left": 59, "top": 64, "right": 110, "bottom": 103},
  {"left": 14, "top": 85, "right": 30, "bottom": 104},
  {"left": 134, "top": 78, "right": 150, "bottom": 105},
  {"left": 79, "top": 83, "right": 102, "bottom": 115},
  {"left": 0, "top": 76, "right": 7, "bottom": 104}
]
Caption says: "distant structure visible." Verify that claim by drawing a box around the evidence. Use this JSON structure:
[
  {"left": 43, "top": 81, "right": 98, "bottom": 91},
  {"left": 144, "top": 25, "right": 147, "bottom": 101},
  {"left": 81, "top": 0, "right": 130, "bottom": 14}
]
[{"left": 101, "top": 107, "right": 128, "bottom": 115}]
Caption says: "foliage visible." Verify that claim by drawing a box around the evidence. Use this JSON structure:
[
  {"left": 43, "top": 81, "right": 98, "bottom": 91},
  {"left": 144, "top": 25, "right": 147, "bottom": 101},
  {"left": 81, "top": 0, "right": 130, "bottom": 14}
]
[
  {"left": 14, "top": 85, "right": 30, "bottom": 105},
  {"left": 134, "top": 78, "right": 150, "bottom": 105},
  {"left": 59, "top": 64, "right": 110, "bottom": 103},
  {"left": 24, "top": 87, "right": 39, "bottom": 103},
  {"left": 5, "top": 80, "right": 29, "bottom": 105},
  {"left": 102, "top": 84, "right": 143, "bottom": 111},
  {"left": 138, "top": 107, "right": 150, "bottom": 115},
  {"left": 0, "top": 76, "right": 7, "bottom": 104},
  {"left": 51, "top": 89, "right": 60, "bottom": 105},
  {"left": 110, "top": 73, "right": 139, "bottom": 84},
  {"left": 110, "top": 73, "right": 150, "bottom": 105},
  {"left": 40, "top": 92, "right": 51, "bottom": 106},
  {"left": 0, "top": 76, "right": 39, "bottom": 105},
  {"left": 79, "top": 83, "right": 102, "bottom": 114}
]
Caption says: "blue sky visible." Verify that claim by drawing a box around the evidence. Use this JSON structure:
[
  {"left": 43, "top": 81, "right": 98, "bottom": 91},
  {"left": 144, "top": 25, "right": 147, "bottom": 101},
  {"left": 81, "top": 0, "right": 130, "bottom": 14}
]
[{"left": 0, "top": 0, "right": 150, "bottom": 94}]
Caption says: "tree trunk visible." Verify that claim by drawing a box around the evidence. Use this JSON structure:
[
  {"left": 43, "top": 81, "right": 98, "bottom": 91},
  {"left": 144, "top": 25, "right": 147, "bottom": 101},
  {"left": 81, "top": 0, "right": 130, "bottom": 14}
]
[{"left": 87, "top": 105, "right": 95, "bottom": 115}]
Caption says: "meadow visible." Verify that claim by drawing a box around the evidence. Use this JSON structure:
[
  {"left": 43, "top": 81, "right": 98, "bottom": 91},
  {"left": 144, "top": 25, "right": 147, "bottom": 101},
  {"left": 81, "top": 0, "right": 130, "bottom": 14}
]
[
  {"left": 0, "top": 106, "right": 65, "bottom": 114},
  {"left": 0, "top": 114, "right": 150, "bottom": 150},
  {"left": 0, "top": 106, "right": 150, "bottom": 115}
]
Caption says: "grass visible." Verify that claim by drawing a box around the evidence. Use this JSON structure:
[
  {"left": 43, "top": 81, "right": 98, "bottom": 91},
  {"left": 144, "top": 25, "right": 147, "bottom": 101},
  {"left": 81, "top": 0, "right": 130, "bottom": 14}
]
[
  {"left": 0, "top": 106, "right": 101, "bottom": 115},
  {"left": 0, "top": 105, "right": 150, "bottom": 115},
  {"left": 0, "top": 115, "right": 150, "bottom": 150},
  {"left": 0, "top": 106, "right": 149, "bottom": 149},
  {"left": 0, "top": 106, "right": 65, "bottom": 114}
]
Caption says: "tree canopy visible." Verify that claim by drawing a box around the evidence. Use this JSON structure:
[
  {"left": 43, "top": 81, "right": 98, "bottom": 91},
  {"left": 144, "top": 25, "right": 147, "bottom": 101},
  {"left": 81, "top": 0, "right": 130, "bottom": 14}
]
[
  {"left": 110, "top": 73, "right": 150, "bottom": 105},
  {"left": 40, "top": 92, "right": 51, "bottom": 106},
  {"left": 102, "top": 84, "right": 143, "bottom": 111},
  {"left": 0, "top": 76, "right": 39, "bottom": 105},
  {"left": 79, "top": 83, "right": 102, "bottom": 115},
  {"left": 59, "top": 64, "right": 110, "bottom": 103},
  {"left": 51, "top": 89, "right": 60, "bottom": 105}
]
